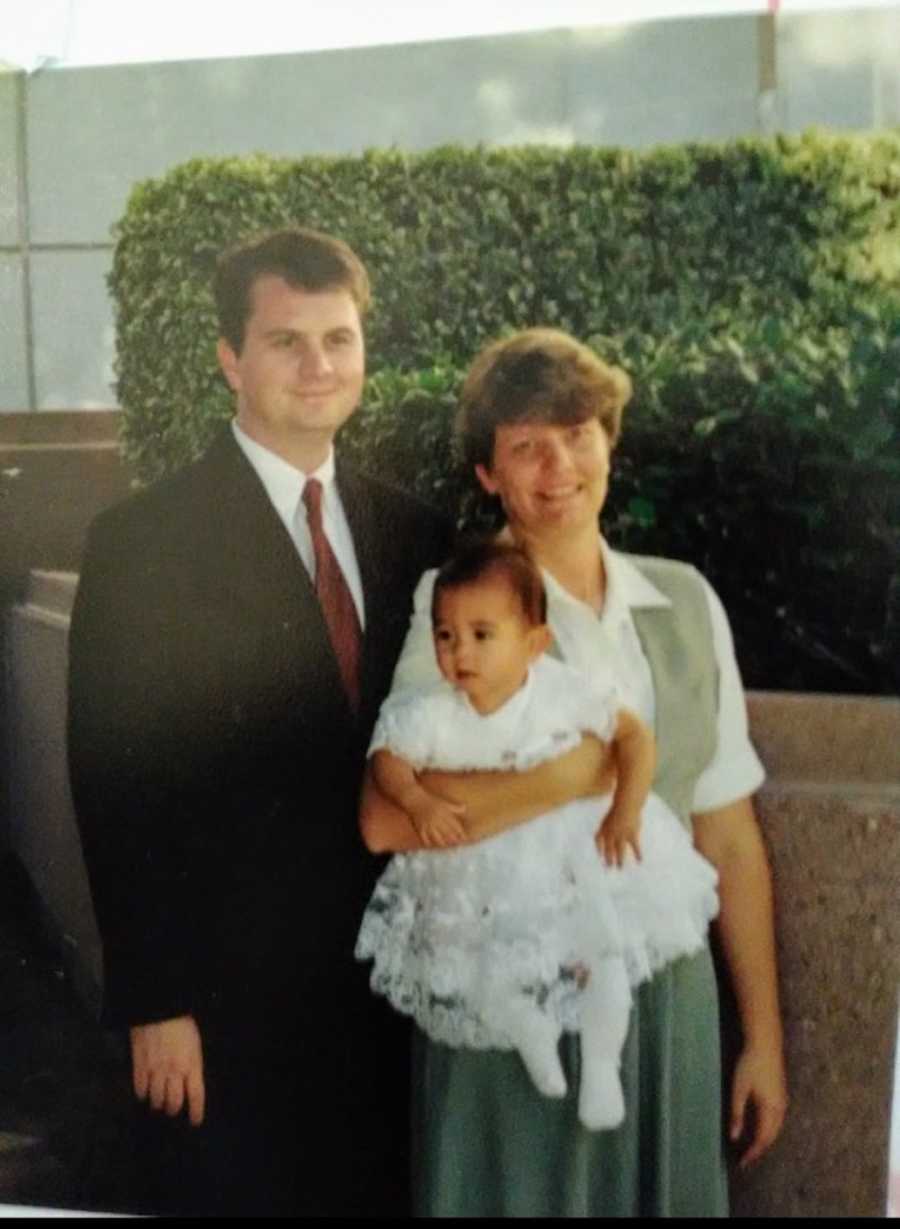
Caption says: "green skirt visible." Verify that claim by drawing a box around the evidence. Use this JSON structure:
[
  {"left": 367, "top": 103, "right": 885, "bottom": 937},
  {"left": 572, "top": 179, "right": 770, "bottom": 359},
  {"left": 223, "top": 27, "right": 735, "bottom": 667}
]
[{"left": 412, "top": 945, "right": 728, "bottom": 1218}]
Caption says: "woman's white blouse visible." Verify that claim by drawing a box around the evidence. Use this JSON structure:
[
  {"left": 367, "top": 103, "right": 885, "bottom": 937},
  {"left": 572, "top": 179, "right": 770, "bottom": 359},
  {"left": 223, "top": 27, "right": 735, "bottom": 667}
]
[{"left": 390, "top": 538, "right": 765, "bottom": 814}]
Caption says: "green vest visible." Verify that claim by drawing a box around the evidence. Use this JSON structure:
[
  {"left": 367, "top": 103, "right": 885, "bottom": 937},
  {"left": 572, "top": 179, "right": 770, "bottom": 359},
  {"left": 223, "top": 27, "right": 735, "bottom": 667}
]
[
  {"left": 548, "top": 553, "right": 719, "bottom": 829},
  {"left": 624, "top": 554, "right": 719, "bottom": 829}
]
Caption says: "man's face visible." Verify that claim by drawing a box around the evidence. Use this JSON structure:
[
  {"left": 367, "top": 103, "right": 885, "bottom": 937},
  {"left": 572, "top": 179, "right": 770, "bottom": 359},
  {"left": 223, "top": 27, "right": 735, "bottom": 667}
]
[{"left": 217, "top": 275, "right": 365, "bottom": 470}]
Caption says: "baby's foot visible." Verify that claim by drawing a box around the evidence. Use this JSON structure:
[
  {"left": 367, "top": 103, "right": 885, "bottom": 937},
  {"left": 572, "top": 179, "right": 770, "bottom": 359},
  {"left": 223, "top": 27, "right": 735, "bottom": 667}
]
[
  {"left": 516, "top": 1018, "right": 567, "bottom": 1099},
  {"left": 578, "top": 1058, "right": 625, "bottom": 1131}
]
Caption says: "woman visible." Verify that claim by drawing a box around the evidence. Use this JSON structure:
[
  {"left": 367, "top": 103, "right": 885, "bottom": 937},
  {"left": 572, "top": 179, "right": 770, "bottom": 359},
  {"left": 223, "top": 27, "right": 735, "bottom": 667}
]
[{"left": 361, "top": 328, "right": 787, "bottom": 1217}]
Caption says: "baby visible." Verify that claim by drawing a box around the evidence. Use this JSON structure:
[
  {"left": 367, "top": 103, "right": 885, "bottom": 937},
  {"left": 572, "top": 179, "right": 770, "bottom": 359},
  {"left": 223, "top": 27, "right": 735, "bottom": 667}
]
[{"left": 356, "top": 541, "right": 719, "bottom": 1130}]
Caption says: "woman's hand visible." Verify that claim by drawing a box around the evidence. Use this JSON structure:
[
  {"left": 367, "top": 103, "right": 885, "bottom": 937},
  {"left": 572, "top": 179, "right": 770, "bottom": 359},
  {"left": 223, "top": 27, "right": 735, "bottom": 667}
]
[
  {"left": 693, "top": 796, "right": 788, "bottom": 1167},
  {"left": 729, "top": 1042, "right": 789, "bottom": 1168},
  {"left": 595, "top": 804, "right": 642, "bottom": 867}
]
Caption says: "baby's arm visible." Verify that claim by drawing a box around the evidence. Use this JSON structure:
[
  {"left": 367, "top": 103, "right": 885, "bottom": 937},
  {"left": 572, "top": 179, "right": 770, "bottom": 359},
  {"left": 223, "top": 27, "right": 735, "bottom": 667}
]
[
  {"left": 360, "top": 736, "right": 607, "bottom": 854},
  {"left": 371, "top": 749, "right": 467, "bottom": 849},
  {"left": 596, "top": 707, "right": 656, "bottom": 867}
]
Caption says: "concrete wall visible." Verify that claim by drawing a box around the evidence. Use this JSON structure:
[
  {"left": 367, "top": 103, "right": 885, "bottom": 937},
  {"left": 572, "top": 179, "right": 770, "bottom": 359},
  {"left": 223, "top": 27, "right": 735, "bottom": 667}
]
[
  {"left": 4, "top": 571, "right": 101, "bottom": 1017},
  {"left": 0, "top": 409, "right": 133, "bottom": 881},
  {"left": 735, "top": 692, "right": 900, "bottom": 1217},
  {"left": 4, "top": 562, "right": 899, "bottom": 1215},
  {"left": 1, "top": 7, "right": 900, "bottom": 412},
  {"left": 0, "top": 412, "right": 135, "bottom": 603}
]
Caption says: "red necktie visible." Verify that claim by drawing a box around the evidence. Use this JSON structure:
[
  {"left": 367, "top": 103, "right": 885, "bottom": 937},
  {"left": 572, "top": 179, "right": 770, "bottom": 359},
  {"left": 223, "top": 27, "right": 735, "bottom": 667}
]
[{"left": 302, "top": 478, "right": 362, "bottom": 713}]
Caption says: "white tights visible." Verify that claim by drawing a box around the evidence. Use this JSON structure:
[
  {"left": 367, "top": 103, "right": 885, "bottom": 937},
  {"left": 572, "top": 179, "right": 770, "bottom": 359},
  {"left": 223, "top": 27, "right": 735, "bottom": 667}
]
[{"left": 487, "top": 954, "right": 632, "bottom": 1131}]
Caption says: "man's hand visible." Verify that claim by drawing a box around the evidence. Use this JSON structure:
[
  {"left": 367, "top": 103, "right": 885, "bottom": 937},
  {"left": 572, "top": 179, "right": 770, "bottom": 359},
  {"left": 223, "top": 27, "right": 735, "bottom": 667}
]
[
  {"left": 130, "top": 1015, "right": 206, "bottom": 1127},
  {"left": 596, "top": 804, "right": 642, "bottom": 868},
  {"left": 729, "top": 1042, "right": 788, "bottom": 1168}
]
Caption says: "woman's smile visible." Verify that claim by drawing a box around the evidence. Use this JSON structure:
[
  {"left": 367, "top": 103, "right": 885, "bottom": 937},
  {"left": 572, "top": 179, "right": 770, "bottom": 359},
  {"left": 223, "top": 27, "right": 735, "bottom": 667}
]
[
  {"left": 539, "top": 484, "right": 582, "bottom": 504},
  {"left": 476, "top": 419, "right": 610, "bottom": 538}
]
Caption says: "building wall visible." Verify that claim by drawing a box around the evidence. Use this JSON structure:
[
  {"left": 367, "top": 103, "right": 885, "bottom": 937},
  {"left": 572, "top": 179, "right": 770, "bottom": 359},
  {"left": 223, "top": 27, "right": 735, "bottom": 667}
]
[{"left": 1, "top": 7, "right": 899, "bottom": 413}]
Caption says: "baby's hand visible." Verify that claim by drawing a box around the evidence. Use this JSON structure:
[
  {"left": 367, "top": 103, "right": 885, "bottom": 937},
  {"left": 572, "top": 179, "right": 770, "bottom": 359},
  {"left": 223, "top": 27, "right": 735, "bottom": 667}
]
[
  {"left": 409, "top": 793, "right": 468, "bottom": 849},
  {"left": 596, "top": 805, "right": 642, "bottom": 868}
]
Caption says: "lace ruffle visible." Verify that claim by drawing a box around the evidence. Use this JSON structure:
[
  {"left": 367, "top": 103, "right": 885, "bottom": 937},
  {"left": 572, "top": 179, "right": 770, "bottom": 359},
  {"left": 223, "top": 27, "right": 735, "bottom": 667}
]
[
  {"left": 368, "top": 657, "right": 619, "bottom": 773},
  {"left": 355, "top": 798, "right": 719, "bottom": 1051}
]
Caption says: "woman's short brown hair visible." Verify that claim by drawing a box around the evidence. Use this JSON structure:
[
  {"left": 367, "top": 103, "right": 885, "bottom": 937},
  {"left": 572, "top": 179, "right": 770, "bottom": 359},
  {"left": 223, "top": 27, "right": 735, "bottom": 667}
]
[{"left": 457, "top": 327, "right": 633, "bottom": 470}]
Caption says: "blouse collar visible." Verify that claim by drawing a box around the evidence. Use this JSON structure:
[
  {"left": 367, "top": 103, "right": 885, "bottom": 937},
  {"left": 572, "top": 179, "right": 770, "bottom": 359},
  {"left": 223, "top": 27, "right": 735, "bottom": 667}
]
[{"left": 541, "top": 535, "right": 672, "bottom": 621}]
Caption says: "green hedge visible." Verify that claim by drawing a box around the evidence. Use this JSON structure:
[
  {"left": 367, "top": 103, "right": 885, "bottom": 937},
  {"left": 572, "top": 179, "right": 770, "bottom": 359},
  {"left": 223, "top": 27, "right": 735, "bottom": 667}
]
[{"left": 109, "top": 133, "right": 900, "bottom": 695}]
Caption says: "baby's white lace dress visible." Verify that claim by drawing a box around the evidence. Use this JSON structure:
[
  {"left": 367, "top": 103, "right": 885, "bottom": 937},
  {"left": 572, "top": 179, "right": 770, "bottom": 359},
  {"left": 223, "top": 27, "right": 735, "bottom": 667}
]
[{"left": 355, "top": 656, "right": 719, "bottom": 1051}]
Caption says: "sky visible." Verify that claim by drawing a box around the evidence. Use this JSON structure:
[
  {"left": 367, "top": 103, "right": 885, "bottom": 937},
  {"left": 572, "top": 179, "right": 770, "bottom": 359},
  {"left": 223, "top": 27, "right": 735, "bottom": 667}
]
[{"left": 6, "top": 1, "right": 896, "bottom": 73}]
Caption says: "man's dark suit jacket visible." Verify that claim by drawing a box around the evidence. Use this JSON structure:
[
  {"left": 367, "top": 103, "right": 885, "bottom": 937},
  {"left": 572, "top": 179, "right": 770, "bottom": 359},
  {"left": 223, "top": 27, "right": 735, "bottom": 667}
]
[{"left": 67, "top": 428, "right": 451, "bottom": 1214}]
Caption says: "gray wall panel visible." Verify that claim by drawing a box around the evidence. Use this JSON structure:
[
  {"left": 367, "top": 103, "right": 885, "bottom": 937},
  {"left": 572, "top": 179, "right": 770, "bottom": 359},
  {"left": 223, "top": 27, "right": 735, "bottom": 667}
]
[
  {"left": 24, "top": 18, "right": 760, "bottom": 248},
  {"left": 569, "top": 16, "right": 759, "bottom": 148},
  {"left": 781, "top": 9, "right": 900, "bottom": 131},
  {"left": 25, "top": 31, "right": 571, "bottom": 247},
  {"left": 577, "top": 94, "right": 761, "bottom": 148},
  {"left": 0, "top": 73, "right": 20, "bottom": 247},
  {"left": 30, "top": 249, "right": 115, "bottom": 410},
  {"left": 6, "top": 12, "right": 900, "bottom": 412},
  {"left": 0, "top": 254, "right": 28, "bottom": 410}
]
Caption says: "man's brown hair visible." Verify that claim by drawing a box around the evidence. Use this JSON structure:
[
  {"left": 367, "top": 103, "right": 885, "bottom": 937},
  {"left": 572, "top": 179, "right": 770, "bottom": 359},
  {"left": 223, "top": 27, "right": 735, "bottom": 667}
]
[{"left": 214, "top": 226, "right": 371, "bottom": 353}]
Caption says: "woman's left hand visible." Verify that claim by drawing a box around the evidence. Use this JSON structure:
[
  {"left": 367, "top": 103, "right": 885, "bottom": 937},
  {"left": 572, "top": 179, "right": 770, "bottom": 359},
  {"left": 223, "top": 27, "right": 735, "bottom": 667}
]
[
  {"left": 693, "top": 797, "right": 788, "bottom": 1170},
  {"left": 729, "top": 1042, "right": 788, "bottom": 1168}
]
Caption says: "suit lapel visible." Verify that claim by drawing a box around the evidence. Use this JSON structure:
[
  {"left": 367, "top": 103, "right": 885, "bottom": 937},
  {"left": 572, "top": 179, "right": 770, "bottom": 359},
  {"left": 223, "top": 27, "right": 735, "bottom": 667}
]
[
  {"left": 193, "top": 431, "right": 311, "bottom": 609},
  {"left": 337, "top": 461, "right": 406, "bottom": 718},
  {"left": 193, "top": 430, "right": 350, "bottom": 707},
  {"left": 338, "top": 462, "right": 384, "bottom": 681}
]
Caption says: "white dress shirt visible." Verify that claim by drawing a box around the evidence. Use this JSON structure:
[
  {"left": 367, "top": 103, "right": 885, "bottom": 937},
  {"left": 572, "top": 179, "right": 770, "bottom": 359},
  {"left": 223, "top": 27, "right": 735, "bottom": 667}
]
[
  {"left": 391, "top": 536, "right": 764, "bottom": 814},
  {"left": 231, "top": 420, "right": 366, "bottom": 628},
  {"left": 544, "top": 539, "right": 764, "bottom": 812}
]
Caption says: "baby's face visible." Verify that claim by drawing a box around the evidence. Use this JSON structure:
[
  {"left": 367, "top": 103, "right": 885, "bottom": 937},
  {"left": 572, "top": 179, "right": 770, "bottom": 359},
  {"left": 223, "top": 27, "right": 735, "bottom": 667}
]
[{"left": 432, "top": 577, "right": 549, "bottom": 715}]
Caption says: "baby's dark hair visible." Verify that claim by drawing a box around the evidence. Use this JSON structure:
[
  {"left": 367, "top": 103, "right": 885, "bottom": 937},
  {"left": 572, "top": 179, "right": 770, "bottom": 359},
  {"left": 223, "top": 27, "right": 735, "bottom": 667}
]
[{"left": 431, "top": 540, "right": 547, "bottom": 627}]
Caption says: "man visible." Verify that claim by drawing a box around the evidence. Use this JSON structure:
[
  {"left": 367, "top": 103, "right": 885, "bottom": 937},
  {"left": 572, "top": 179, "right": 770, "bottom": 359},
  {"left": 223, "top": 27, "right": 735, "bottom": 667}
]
[{"left": 67, "top": 228, "right": 451, "bottom": 1215}]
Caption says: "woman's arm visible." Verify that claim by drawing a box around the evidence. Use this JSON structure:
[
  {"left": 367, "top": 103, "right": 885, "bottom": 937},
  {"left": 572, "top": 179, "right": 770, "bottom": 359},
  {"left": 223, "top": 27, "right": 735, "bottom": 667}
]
[
  {"left": 360, "top": 735, "right": 607, "bottom": 854},
  {"left": 692, "top": 796, "right": 788, "bottom": 1169}
]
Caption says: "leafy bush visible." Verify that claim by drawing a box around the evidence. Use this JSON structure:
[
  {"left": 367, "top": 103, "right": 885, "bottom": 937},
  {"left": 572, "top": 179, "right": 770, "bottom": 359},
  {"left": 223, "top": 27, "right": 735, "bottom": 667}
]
[
  {"left": 109, "top": 133, "right": 900, "bottom": 694},
  {"left": 343, "top": 304, "right": 900, "bottom": 695}
]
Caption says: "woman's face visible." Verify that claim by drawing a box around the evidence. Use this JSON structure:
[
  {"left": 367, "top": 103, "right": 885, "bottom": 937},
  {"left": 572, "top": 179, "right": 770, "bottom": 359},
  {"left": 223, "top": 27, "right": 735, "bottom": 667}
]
[{"left": 475, "top": 417, "right": 611, "bottom": 539}]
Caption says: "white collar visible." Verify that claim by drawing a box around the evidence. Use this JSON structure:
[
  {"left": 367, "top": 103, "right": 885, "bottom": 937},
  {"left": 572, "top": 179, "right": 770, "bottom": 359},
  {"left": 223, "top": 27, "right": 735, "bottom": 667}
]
[
  {"left": 601, "top": 538, "right": 672, "bottom": 612},
  {"left": 453, "top": 665, "right": 535, "bottom": 724},
  {"left": 232, "top": 420, "right": 336, "bottom": 525},
  {"left": 541, "top": 535, "right": 672, "bottom": 620}
]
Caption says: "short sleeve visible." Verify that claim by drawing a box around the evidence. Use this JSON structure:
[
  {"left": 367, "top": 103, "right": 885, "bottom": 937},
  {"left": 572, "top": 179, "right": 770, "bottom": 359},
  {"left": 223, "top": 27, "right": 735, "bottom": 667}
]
[
  {"left": 691, "top": 578, "right": 766, "bottom": 812},
  {"left": 368, "top": 687, "right": 442, "bottom": 768},
  {"left": 388, "top": 569, "right": 444, "bottom": 695}
]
